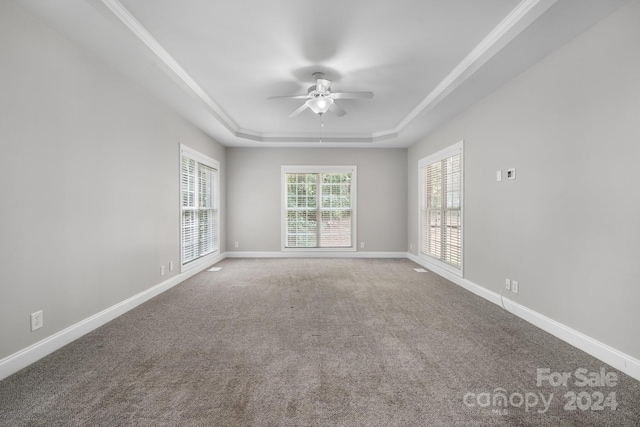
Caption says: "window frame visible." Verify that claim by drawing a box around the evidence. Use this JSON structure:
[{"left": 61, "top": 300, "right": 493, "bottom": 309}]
[
  {"left": 180, "top": 144, "right": 220, "bottom": 273},
  {"left": 418, "top": 141, "right": 464, "bottom": 276},
  {"left": 281, "top": 165, "right": 357, "bottom": 252}
]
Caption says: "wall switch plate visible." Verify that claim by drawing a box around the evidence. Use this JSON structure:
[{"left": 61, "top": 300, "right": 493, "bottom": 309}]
[
  {"left": 160, "top": 265, "right": 165, "bottom": 276},
  {"left": 234, "top": 242, "right": 239, "bottom": 248},
  {"left": 507, "top": 168, "right": 516, "bottom": 180},
  {"left": 496, "top": 170, "right": 502, "bottom": 182},
  {"left": 512, "top": 280, "right": 519, "bottom": 294},
  {"left": 360, "top": 242, "right": 365, "bottom": 249},
  {"left": 169, "top": 261, "right": 174, "bottom": 271},
  {"left": 31, "top": 310, "right": 43, "bottom": 331},
  {"left": 505, "top": 278, "right": 511, "bottom": 291}
]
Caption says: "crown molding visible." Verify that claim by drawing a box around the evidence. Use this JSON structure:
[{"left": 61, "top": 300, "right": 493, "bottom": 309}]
[{"left": 234, "top": 128, "right": 397, "bottom": 144}]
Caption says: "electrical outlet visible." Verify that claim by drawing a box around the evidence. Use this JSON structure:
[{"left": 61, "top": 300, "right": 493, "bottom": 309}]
[
  {"left": 31, "top": 310, "right": 43, "bottom": 331},
  {"left": 410, "top": 243, "right": 414, "bottom": 251},
  {"left": 360, "top": 242, "right": 365, "bottom": 249},
  {"left": 234, "top": 242, "right": 239, "bottom": 248},
  {"left": 505, "top": 278, "right": 511, "bottom": 291},
  {"left": 496, "top": 170, "right": 502, "bottom": 182},
  {"left": 160, "top": 265, "right": 165, "bottom": 276},
  {"left": 169, "top": 261, "right": 174, "bottom": 271},
  {"left": 512, "top": 280, "right": 519, "bottom": 294}
]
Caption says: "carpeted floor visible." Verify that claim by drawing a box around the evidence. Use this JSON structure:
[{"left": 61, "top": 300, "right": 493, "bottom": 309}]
[{"left": 1, "top": 258, "right": 638, "bottom": 426}]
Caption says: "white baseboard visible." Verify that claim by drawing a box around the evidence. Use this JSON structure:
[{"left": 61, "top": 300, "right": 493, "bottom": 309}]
[
  {"left": 225, "top": 251, "right": 408, "bottom": 259},
  {"left": 0, "top": 256, "right": 225, "bottom": 381},
  {"left": 408, "top": 253, "right": 640, "bottom": 382},
  {"left": 502, "top": 296, "right": 640, "bottom": 382}
]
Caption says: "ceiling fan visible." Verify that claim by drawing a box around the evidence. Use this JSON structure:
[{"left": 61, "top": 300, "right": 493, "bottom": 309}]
[{"left": 268, "top": 72, "right": 374, "bottom": 118}]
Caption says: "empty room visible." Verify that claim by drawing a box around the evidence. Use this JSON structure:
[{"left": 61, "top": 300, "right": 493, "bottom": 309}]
[{"left": 1, "top": 0, "right": 639, "bottom": 425}]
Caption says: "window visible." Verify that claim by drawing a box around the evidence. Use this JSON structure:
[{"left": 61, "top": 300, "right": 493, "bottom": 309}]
[
  {"left": 180, "top": 144, "right": 220, "bottom": 270},
  {"left": 282, "top": 166, "right": 356, "bottom": 251},
  {"left": 419, "top": 142, "right": 463, "bottom": 274}
]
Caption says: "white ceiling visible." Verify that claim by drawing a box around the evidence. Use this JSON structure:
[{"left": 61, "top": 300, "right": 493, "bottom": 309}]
[{"left": 16, "top": 0, "right": 630, "bottom": 148}]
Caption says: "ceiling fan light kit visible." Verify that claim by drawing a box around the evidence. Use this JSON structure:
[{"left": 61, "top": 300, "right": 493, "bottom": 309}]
[
  {"left": 269, "top": 72, "right": 374, "bottom": 119},
  {"left": 306, "top": 97, "right": 333, "bottom": 115}
]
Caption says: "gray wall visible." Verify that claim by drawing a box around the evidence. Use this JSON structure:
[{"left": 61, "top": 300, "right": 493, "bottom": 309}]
[
  {"left": 408, "top": 1, "right": 640, "bottom": 359},
  {"left": 0, "top": 2, "right": 225, "bottom": 360},
  {"left": 226, "top": 148, "right": 407, "bottom": 253}
]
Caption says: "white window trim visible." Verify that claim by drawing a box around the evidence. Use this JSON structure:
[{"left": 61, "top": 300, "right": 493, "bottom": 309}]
[
  {"left": 418, "top": 141, "right": 464, "bottom": 276},
  {"left": 180, "top": 144, "right": 220, "bottom": 273},
  {"left": 281, "top": 165, "right": 357, "bottom": 252}
]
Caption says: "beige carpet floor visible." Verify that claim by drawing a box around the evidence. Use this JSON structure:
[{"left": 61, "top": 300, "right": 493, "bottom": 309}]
[{"left": 1, "top": 258, "right": 639, "bottom": 426}]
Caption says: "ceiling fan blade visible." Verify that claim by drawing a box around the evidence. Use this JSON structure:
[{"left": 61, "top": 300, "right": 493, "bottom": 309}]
[
  {"left": 288, "top": 103, "right": 309, "bottom": 118},
  {"left": 331, "top": 91, "right": 374, "bottom": 99},
  {"left": 268, "top": 95, "right": 309, "bottom": 100},
  {"left": 329, "top": 102, "right": 346, "bottom": 117}
]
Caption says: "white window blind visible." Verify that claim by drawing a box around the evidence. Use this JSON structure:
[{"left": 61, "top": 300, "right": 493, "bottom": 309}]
[
  {"left": 181, "top": 145, "right": 219, "bottom": 268},
  {"left": 283, "top": 166, "right": 356, "bottom": 250},
  {"left": 419, "top": 142, "right": 463, "bottom": 273}
]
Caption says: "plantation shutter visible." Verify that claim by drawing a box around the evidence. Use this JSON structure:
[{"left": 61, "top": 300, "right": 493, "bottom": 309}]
[
  {"left": 424, "top": 161, "right": 442, "bottom": 259},
  {"left": 198, "top": 164, "right": 217, "bottom": 256},
  {"left": 181, "top": 146, "right": 219, "bottom": 267},
  {"left": 443, "top": 154, "right": 462, "bottom": 266},
  {"left": 181, "top": 157, "right": 198, "bottom": 264},
  {"left": 286, "top": 173, "right": 318, "bottom": 248},
  {"left": 419, "top": 142, "right": 463, "bottom": 272},
  {"left": 320, "top": 172, "right": 352, "bottom": 248}
]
